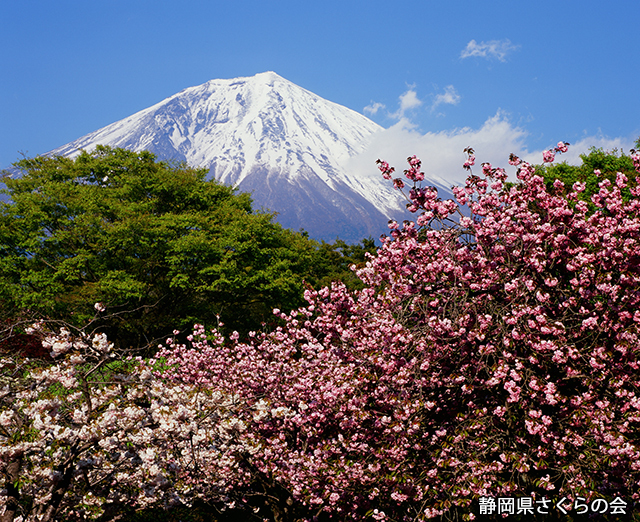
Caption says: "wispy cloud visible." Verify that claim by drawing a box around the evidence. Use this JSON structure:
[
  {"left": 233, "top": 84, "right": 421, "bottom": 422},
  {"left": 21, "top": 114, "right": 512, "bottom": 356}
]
[
  {"left": 364, "top": 87, "right": 423, "bottom": 122},
  {"left": 460, "top": 39, "right": 519, "bottom": 62},
  {"left": 431, "top": 85, "right": 461, "bottom": 112},
  {"left": 363, "top": 101, "right": 386, "bottom": 116}
]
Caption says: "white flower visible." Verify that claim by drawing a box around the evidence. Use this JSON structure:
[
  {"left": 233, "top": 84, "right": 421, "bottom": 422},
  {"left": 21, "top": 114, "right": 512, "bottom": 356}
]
[
  {"left": 92, "top": 333, "right": 113, "bottom": 354},
  {"left": 50, "top": 340, "right": 72, "bottom": 358},
  {"left": 271, "top": 406, "right": 291, "bottom": 418},
  {"left": 139, "top": 369, "right": 152, "bottom": 381},
  {"left": 0, "top": 410, "right": 14, "bottom": 427}
]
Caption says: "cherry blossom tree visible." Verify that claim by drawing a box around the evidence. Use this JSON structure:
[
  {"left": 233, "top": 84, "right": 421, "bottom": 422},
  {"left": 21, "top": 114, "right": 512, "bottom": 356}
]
[
  {"left": 151, "top": 143, "right": 640, "bottom": 520},
  {"left": 0, "top": 320, "right": 256, "bottom": 522},
  {"left": 363, "top": 144, "right": 640, "bottom": 518},
  {"left": 3, "top": 143, "right": 640, "bottom": 521}
]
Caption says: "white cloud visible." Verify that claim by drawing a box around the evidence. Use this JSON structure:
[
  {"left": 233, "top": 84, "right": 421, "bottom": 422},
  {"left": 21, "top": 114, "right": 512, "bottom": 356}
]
[
  {"left": 399, "top": 88, "right": 422, "bottom": 113},
  {"left": 344, "top": 113, "right": 638, "bottom": 205},
  {"left": 431, "top": 85, "right": 461, "bottom": 112},
  {"left": 382, "top": 85, "right": 461, "bottom": 121},
  {"left": 388, "top": 87, "right": 423, "bottom": 121},
  {"left": 460, "top": 39, "right": 519, "bottom": 62},
  {"left": 343, "top": 111, "right": 529, "bottom": 191},
  {"left": 363, "top": 101, "right": 386, "bottom": 115}
]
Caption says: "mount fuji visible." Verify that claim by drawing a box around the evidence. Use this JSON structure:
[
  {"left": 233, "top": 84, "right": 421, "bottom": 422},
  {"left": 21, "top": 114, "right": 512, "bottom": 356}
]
[{"left": 50, "top": 72, "right": 422, "bottom": 242}]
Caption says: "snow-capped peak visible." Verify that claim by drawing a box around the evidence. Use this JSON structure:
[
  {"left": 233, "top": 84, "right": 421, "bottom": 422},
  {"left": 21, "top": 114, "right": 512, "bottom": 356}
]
[{"left": 50, "top": 72, "right": 411, "bottom": 241}]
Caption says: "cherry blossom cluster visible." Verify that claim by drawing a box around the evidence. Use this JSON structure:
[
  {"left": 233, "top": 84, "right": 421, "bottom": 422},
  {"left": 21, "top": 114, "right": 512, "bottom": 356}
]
[
  {"left": 632, "top": 148, "right": 640, "bottom": 173},
  {"left": 0, "top": 323, "right": 252, "bottom": 521},
  {"left": 541, "top": 141, "right": 570, "bottom": 163}
]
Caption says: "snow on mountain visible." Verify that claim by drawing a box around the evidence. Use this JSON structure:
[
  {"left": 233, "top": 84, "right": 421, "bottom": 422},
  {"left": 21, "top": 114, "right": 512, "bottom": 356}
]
[{"left": 50, "top": 72, "right": 428, "bottom": 242}]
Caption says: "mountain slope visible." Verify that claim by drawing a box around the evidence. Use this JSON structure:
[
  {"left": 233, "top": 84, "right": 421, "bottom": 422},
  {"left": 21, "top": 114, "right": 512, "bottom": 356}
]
[{"left": 50, "top": 72, "right": 411, "bottom": 241}]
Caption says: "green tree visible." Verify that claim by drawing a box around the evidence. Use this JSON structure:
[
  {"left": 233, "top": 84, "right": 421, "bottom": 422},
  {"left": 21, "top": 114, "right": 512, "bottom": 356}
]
[
  {"left": 311, "top": 237, "right": 378, "bottom": 291},
  {"left": 0, "top": 146, "right": 325, "bottom": 351}
]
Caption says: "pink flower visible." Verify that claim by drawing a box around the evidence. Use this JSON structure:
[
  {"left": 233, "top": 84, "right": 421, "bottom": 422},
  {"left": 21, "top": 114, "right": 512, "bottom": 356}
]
[
  {"left": 393, "top": 178, "right": 405, "bottom": 189},
  {"left": 572, "top": 181, "right": 586, "bottom": 193},
  {"left": 542, "top": 150, "right": 556, "bottom": 163},
  {"left": 463, "top": 155, "right": 476, "bottom": 170}
]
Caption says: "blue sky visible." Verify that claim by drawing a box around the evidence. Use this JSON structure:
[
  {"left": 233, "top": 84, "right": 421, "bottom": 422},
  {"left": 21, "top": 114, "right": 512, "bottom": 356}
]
[{"left": 2, "top": 0, "right": 639, "bottom": 177}]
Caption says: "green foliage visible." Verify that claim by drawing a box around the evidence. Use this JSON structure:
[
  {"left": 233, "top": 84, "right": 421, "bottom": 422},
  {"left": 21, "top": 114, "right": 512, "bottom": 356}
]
[
  {"left": 311, "top": 237, "right": 378, "bottom": 291},
  {"left": 536, "top": 146, "right": 639, "bottom": 210},
  {"left": 0, "top": 146, "right": 368, "bottom": 351}
]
